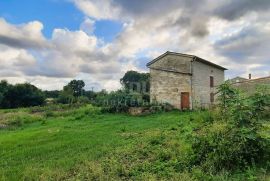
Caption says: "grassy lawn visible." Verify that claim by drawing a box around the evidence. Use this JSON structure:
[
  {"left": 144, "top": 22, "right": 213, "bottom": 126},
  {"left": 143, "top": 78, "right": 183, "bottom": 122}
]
[{"left": 0, "top": 105, "right": 269, "bottom": 180}]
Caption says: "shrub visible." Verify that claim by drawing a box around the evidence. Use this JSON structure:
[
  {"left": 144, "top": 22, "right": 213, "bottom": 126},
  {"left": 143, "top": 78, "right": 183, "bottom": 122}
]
[
  {"left": 44, "top": 111, "right": 54, "bottom": 118},
  {"left": 142, "top": 93, "right": 150, "bottom": 102},
  {"left": 95, "top": 90, "right": 149, "bottom": 113},
  {"left": 190, "top": 82, "right": 270, "bottom": 173},
  {"left": 77, "top": 96, "right": 90, "bottom": 104},
  {"left": 57, "top": 92, "right": 75, "bottom": 104},
  {"left": 70, "top": 104, "right": 101, "bottom": 117},
  {"left": 149, "top": 105, "right": 163, "bottom": 113},
  {"left": 161, "top": 103, "right": 174, "bottom": 112},
  {"left": 1, "top": 83, "right": 45, "bottom": 108},
  {"left": 7, "top": 113, "right": 43, "bottom": 127}
]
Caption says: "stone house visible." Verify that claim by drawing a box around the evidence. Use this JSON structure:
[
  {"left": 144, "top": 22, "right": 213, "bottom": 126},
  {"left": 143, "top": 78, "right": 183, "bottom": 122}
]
[
  {"left": 147, "top": 51, "right": 227, "bottom": 109},
  {"left": 230, "top": 76, "right": 270, "bottom": 95}
]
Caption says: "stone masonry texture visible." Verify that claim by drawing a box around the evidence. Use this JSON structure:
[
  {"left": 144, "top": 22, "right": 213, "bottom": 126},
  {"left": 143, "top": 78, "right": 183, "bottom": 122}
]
[{"left": 148, "top": 53, "right": 225, "bottom": 109}]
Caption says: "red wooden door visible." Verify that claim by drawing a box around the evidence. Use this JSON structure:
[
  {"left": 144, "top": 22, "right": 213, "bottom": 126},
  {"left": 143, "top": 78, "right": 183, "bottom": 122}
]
[{"left": 181, "top": 92, "right": 190, "bottom": 110}]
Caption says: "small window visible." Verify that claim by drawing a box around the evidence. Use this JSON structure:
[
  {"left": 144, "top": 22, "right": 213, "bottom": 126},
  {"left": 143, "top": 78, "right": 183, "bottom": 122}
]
[
  {"left": 210, "top": 93, "right": 214, "bottom": 103},
  {"left": 210, "top": 76, "right": 214, "bottom": 87}
]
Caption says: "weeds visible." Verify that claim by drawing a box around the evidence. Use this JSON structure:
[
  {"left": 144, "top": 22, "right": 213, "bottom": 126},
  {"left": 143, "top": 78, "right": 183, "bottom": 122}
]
[
  {"left": 0, "top": 88, "right": 269, "bottom": 180},
  {"left": 191, "top": 82, "right": 270, "bottom": 174}
]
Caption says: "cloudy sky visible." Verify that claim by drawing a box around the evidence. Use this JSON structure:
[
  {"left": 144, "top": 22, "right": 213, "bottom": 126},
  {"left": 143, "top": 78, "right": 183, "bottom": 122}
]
[{"left": 0, "top": 0, "right": 269, "bottom": 91}]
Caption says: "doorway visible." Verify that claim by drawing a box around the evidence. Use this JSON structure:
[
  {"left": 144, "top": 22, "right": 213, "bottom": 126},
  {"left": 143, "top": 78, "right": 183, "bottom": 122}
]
[{"left": 181, "top": 92, "right": 190, "bottom": 110}]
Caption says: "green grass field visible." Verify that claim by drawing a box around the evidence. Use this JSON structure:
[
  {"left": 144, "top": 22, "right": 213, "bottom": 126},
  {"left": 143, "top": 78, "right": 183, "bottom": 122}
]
[{"left": 0, "top": 105, "right": 269, "bottom": 180}]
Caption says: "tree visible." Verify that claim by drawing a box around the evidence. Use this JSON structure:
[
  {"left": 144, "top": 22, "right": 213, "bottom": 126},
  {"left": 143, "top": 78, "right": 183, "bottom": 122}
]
[
  {"left": 1, "top": 83, "right": 45, "bottom": 108},
  {"left": 0, "top": 80, "right": 11, "bottom": 107},
  {"left": 57, "top": 86, "right": 75, "bottom": 104},
  {"left": 43, "top": 90, "right": 60, "bottom": 99},
  {"left": 84, "top": 90, "right": 96, "bottom": 101},
  {"left": 120, "top": 71, "right": 150, "bottom": 93},
  {"left": 64, "top": 80, "right": 85, "bottom": 97}
]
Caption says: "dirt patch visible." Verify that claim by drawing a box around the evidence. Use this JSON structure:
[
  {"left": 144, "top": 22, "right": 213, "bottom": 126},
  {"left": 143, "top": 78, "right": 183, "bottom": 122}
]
[{"left": 128, "top": 107, "right": 151, "bottom": 116}]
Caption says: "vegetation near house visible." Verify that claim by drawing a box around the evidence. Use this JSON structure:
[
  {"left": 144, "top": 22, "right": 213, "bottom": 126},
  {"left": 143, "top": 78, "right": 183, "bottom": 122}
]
[
  {"left": 0, "top": 81, "right": 269, "bottom": 180},
  {"left": 53, "top": 71, "right": 151, "bottom": 111},
  {"left": 120, "top": 70, "right": 150, "bottom": 93},
  {"left": 0, "top": 70, "right": 151, "bottom": 111},
  {"left": 0, "top": 70, "right": 269, "bottom": 180},
  {"left": 192, "top": 82, "right": 270, "bottom": 173}
]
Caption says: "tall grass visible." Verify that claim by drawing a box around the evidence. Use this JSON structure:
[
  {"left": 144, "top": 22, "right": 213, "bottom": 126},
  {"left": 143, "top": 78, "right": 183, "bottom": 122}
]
[{"left": 0, "top": 99, "right": 269, "bottom": 180}]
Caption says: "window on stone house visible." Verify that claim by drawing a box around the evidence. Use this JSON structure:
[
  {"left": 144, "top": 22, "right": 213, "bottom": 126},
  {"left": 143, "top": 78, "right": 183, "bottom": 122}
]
[{"left": 210, "top": 76, "right": 214, "bottom": 87}]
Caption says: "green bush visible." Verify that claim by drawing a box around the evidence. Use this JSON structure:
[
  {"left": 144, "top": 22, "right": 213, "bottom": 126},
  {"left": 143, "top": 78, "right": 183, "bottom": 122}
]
[
  {"left": 77, "top": 96, "right": 90, "bottom": 104},
  {"left": 95, "top": 90, "right": 149, "bottom": 113},
  {"left": 190, "top": 82, "right": 270, "bottom": 173},
  {"left": 68, "top": 104, "right": 101, "bottom": 117},
  {"left": 57, "top": 92, "right": 75, "bottom": 104},
  {"left": 44, "top": 111, "right": 54, "bottom": 118},
  {"left": 1, "top": 82, "right": 45, "bottom": 108},
  {"left": 8, "top": 113, "right": 43, "bottom": 127},
  {"left": 149, "top": 105, "right": 163, "bottom": 113},
  {"left": 142, "top": 93, "right": 150, "bottom": 102}
]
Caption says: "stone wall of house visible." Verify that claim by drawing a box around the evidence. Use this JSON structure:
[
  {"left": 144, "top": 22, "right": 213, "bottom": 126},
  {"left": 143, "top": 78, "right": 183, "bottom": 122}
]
[
  {"left": 192, "top": 60, "right": 225, "bottom": 108},
  {"left": 232, "top": 77, "right": 270, "bottom": 95},
  {"left": 148, "top": 54, "right": 225, "bottom": 109},
  {"left": 149, "top": 54, "right": 192, "bottom": 109},
  {"left": 150, "top": 68, "right": 191, "bottom": 109},
  {"left": 148, "top": 54, "right": 192, "bottom": 73}
]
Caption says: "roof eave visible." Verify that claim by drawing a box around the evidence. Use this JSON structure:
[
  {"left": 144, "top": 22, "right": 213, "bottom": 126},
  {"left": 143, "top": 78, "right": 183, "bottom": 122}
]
[
  {"left": 146, "top": 51, "right": 194, "bottom": 67},
  {"left": 146, "top": 51, "right": 169, "bottom": 67},
  {"left": 194, "top": 56, "right": 227, "bottom": 70},
  {"left": 146, "top": 51, "right": 227, "bottom": 70}
]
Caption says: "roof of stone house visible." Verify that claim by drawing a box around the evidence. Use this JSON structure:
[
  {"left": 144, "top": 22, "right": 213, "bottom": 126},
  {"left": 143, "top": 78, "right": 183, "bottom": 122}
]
[{"left": 146, "top": 51, "right": 227, "bottom": 70}]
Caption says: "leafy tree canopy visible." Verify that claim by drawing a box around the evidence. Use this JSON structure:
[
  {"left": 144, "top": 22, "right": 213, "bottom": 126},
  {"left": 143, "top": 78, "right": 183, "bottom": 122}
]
[
  {"left": 64, "top": 80, "right": 85, "bottom": 97},
  {"left": 1, "top": 82, "right": 45, "bottom": 108},
  {"left": 43, "top": 90, "right": 60, "bottom": 99},
  {"left": 120, "top": 71, "right": 149, "bottom": 93}
]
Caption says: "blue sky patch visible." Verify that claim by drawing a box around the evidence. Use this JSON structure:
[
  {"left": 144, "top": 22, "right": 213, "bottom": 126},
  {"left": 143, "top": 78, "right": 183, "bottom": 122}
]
[
  {"left": 0, "top": 0, "right": 84, "bottom": 38},
  {"left": 94, "top": 20, "right": 123, "bottom": 43},
  {"left": 0, "top": 0, "right": 123, "bottom": 42}
]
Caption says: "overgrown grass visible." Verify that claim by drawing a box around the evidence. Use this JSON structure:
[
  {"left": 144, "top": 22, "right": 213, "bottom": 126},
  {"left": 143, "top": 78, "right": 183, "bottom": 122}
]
[{"left": 0, "top": 105, "right": 269, "bottom": 180}]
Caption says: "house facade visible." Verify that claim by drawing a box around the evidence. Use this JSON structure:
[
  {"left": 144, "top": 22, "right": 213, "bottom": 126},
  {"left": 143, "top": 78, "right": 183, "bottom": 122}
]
[{"left": 147, "top": 51, "right": 226, "bottom": 109}]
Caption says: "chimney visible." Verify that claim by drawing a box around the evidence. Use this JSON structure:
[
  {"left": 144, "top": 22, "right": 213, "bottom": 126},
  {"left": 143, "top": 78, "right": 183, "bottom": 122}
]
[{"left": 249, "top": 73, "right": 252, "bottom": 79}]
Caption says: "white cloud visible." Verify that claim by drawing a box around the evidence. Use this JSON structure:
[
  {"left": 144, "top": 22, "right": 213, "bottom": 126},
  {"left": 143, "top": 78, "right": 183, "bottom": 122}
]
[
  {"left": 52, "top": 28, "right": 98, "bottom": 53},
  {"left": 0, "top": 18, "right": 49, "bottom": 49},
  {"left": 0, "top": 18, "right": 129, "bottom": 91},
  {"left": 73, "top": 0, "right": 120, "bottom": 20},
  {"left": 80, "top": 18, "right": 95, "bottom": 35}
]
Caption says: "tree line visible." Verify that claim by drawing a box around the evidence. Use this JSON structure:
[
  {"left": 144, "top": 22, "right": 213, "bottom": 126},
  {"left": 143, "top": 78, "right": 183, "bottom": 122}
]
[
  {"left": 0, "top": 71, "right": 150, "bottom": 109},
  {"left": 0, "top": 80, "right": 44, "bottom": 108}
]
